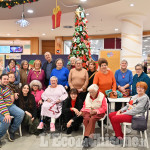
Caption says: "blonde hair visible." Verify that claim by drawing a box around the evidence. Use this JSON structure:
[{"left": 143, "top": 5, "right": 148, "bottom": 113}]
[{"left": 33, "top": 60, "right": 42, "bottom": 68}]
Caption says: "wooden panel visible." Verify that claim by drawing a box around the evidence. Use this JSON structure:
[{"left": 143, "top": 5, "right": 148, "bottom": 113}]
[
  {"left": 55, "top": 37, "right": 63, "bottom": 54},
  {"left": 100, "top": 50, "right": 120, "bottom": 74},
  {"left": 0, "top": 37, "right": 39, "bottom": 54},
  {"left": 42, "top": 40, "right": 55, "bottom": 55},
  {"left": 30, "top": 37, "right": 39, "bottom": 54}
]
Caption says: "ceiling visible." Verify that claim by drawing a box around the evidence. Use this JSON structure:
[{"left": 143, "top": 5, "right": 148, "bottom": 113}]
[
  {"left": 0, "top": 0, "right": 120, "bottom": 20},
  {"left": 0, "top": 0, "right": 150, "bottom": 40}
]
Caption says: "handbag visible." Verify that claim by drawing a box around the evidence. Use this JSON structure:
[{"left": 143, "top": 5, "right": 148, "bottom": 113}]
[
  {"left": 131, "top": 99, "right": 149, "bottom": 131},
  {"left": 109, "top": 91, "right": 117, "bottom": 98},
  {"left": 119, "top": 89, "right": 130, "bottom": 97},
  {"left": 105, "top": 89, "right": 123, "bottom": 98}
]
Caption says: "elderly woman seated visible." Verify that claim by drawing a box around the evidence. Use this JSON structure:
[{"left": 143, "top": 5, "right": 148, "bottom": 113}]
[
  {"left": 109, "top": 81, "right": 149, "bottom": 145},
  {"left": 37, "top": 76, "right": 68, "bottom": 131},
  {"left": 30, "top": 80, "right": 44, "bottom": 118},
  {"left": 78, "top": 84, "right": 107, "bottom": 148}
]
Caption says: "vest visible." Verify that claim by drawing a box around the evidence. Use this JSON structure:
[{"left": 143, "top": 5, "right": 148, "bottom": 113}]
[{"left": 85, "top": 92, "right": 104, "bottom": 109}]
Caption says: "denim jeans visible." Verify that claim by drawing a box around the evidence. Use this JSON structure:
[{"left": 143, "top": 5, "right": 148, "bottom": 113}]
[{"left": 0, "top": 104, "right": 24, "bottom": 139}]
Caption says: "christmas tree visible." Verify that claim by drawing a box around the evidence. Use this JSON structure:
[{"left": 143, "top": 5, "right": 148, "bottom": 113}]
[{"left": 68, "top": 6, "right": 91, "bottom": 69}]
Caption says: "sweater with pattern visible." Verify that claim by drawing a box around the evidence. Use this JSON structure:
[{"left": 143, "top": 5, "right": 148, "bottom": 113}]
[{"left": 0, "top": 85, "right": 12, "bottom": 116}]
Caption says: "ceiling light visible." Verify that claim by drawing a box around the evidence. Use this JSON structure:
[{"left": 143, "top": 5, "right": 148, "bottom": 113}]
[
  {"left": 115, "top": 28, "right": 119, "bottom": 31},
  {"left": 130, "top": 3, "right": 134, "bottom": 7},
  {"left": 143, "top": 53, "right": 146, "bottom": 55},
  {"left": 16, "top": 5, "right": 29, "bottom": 28},
  {"left": 7, "top": 34, "right": 10, "bottom": 36},
  {"left": 42, "top": 33, "right": 46, "bottom": 36},
  {"left": 80, "top": 0, "right": 87, "bottom": 2},
  {"left": 27, "top": 9, "right": 34, "bottom": 13}
]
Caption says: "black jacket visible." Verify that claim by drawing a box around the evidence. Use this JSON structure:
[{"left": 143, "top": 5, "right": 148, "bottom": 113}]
[
  {"left": 42, "top": 60, "right": 56, "bottom": 87},
  {"left": 15, "top": 94, "right": 37, "bottom": 119},
  {"left": 63, "top": 97, "right": 83, "bottom": 121}
]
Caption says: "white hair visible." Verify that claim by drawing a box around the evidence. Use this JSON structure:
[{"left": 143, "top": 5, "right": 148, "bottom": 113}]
[
  {"left": 121, "top": 59, "right": 128, "bottom": 64},
  {"left": 70, "top": 57, "right": 76, "bottom": 61},
  {"left": 75, "top": 58, "right": 82, "bottom": 64},
  {"left": 88, "top": 84, "right": 99, "bottom": 92},
  {"left": 30, "top": 80, "right": 42, "bottom": 90},
  {"left": 50, "top": 76, "right": 58, "bottom": 81}
]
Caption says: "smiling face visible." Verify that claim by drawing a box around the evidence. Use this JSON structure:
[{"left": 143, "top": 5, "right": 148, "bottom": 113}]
[
  {"left": 70, "top": 93, "right": 78, "bottom": 100},
  {"left": 22, "top": 85, "right": 29, "bottom": 95},
  {"left": 34, "top": 61, "right": 41, "bottom": 70},
  {"left": 70, "top": 59, "right": 75, "bottom": 66},
  {"left": 100, "top": 63, "right": 108, "bottom": 73},
  {"left": 45, "top": 52, "right": 52, "bottom": 62},
  {"left": 89, "top": 63, "right": 95, "bottom": 71},
  {"left": 56, "top": 60, "right": 63, "bottom": 69},
  {"left": 75, "top": 60, "right": 82, "bottom": 70},
  {"left": 50, "top": 78, "right": 58, "bottom": 88},
  {"left": 9, "top": 60, "right": 15, "bottom": 69},
  {"left": 0, "top": 75, "right": 9, "bottom": 86},
  {"left": 23, "top": 62, "right": 28, "bottom": 70},
  {"left": 8, "top": 73, "right": 15, "bottom": 83},
  {"left": 135, "top": 65, "right": 143, "bottom": 76},
  {"left": 32, "top": 85, "right": 39, "bottom": 91},
  {"left": 136, "top": 86, "right": 145, "bottom": 95},
  {"left": 120, "top": 61, "right": 128, "bottom": 70},
  {"left": 89, "top": 89, "right": 97, "bottom": 99}
]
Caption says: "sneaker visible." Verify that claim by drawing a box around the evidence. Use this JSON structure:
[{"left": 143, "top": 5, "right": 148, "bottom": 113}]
[
  {"left": 110, "top": 136, "right": 117, "bottom": 141},
  {"left": 7, "top": 130, "right": 15, "bottom": 142},
  {"left": 50, "top": 123, "right": 55, "bottom": 132},
  {"left": 111, "top": 137, "right": 123, "bottom": 145},
  {"left": 82, "top": 137, "right": 89, "bottom": 148},
  {"left": 37, "top": 122, "right": 44, "bottom": 129}
]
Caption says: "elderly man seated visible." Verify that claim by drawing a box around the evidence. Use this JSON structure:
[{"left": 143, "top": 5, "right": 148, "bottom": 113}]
[
  {"left": 37, "top": 76, "right": 68, "bottom": 132},
  {"left": 78, "top": 84, "right": 107, "bottom": 148}
]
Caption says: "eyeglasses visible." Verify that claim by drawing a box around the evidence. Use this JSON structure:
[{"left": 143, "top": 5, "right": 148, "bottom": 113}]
[
  {"left": 135, "top": 68, "right": 142, "bottom": 70},
  {"left": 33, "top": 85, "right": 39, "bottom": 87},
  {"left": 137, "top": 87, "right": 144, "bottom": 90}
]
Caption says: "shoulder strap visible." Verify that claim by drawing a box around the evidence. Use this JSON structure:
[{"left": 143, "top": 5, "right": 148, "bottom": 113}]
[
  {"left": 89, "top": 72, "right": 96, "bottom": 80},
  {"left": 145, "top": 98, "right": 149, "bottom": 122}
]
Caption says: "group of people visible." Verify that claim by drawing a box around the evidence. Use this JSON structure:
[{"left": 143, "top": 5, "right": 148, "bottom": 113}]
[{"left": 0, "top": 51, "right": 149, "bottom": 148}]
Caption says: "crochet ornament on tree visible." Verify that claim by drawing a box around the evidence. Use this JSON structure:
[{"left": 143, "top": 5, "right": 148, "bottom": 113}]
[{"left": 69, "top": 6, "right": 91, "bottom": 69}]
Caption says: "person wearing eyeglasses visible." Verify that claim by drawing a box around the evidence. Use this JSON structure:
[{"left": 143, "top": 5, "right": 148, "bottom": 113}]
[
  {"left": 30, "top": 80, "right": 44, "bottom": 118},
  {"left": 132, "top": 64, "right": 150, "bottom": 97},
  {"left": 109, "top": 81, "right": 149, "bottom": 145},
  {"left": 2, "top": 59, "right": 20, "bottom": 85}
]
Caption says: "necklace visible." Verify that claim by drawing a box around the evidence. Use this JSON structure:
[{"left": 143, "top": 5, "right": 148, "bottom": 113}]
[
  {"left": 120, "top": 69, "right": 127, "bottom": 79},
  {"left": 34, "top": 70, "right": 41, "bottom": 78}
]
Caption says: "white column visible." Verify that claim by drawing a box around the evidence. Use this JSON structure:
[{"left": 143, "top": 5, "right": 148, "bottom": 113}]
[
  {"left": 39, "top": 37, "right": 42, "bottom": 55},
  {"left": 120, "top": 14, "right": 145, "bottom": 71}
]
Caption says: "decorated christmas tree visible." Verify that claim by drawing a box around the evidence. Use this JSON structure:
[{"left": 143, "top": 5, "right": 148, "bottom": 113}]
[{"left": 68, "top": 6, "right": 91, "bottom": 69}]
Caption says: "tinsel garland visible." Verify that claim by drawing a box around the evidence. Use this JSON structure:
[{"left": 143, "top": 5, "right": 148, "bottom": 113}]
[{"left": 0, "top": 0, "right": 38, "bottom": 9}]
